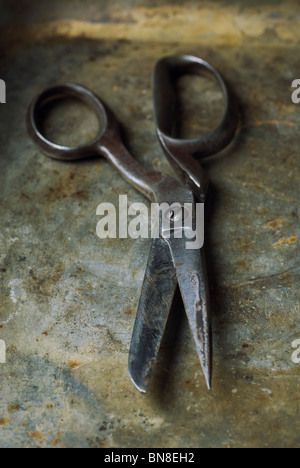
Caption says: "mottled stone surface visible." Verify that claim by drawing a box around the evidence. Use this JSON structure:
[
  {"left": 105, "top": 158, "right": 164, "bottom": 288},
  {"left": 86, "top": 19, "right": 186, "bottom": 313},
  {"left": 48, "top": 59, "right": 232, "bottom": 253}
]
[{"left": 0, "top": 0, "right": 299, "bottom": 448}]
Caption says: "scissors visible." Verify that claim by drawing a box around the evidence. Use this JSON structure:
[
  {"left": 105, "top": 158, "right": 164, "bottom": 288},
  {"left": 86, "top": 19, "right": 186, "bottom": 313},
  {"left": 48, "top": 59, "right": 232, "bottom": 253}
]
[{"left": 27, "top": 55, "right": 238, "bottom": 392}]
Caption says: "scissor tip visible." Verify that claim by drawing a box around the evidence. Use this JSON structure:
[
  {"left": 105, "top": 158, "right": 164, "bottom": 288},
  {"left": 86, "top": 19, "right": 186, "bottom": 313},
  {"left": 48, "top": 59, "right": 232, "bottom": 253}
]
[
  {"left": 202, "top": 367, "right": 212, "bottom": 391},
  {"left": 131, "top": 380, "right": 148, "bottom": 394},
  {"left": 205, "top": 375, "right": 211, "bottom": 391},
  {"left": 128, "top": 367, "right": 149, "bottom": 394}
]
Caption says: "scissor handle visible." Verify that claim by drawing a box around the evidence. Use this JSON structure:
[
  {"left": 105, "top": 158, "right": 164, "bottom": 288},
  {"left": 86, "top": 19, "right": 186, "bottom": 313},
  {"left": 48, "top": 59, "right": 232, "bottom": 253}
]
[
  {"left": 27, "top": 83, "right": 167, "bottom": 202},
  {"left": 153, "top": 55, "right": 238, "bottom": 198}
]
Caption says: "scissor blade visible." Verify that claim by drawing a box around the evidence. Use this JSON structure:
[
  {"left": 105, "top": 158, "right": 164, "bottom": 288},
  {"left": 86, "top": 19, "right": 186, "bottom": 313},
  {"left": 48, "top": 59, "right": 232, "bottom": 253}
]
[
  {"left": 128, "top": 237, "right": 177, "bottom": 393},
  {"left": 167, "top": 238, "right": 212, "bottom": 389}
]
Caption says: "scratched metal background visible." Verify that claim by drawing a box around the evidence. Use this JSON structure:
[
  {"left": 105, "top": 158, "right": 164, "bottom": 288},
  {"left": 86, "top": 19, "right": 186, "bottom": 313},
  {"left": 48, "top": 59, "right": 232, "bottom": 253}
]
[{"left": 0, "top": 0, "right": 299, "bottom": 448}]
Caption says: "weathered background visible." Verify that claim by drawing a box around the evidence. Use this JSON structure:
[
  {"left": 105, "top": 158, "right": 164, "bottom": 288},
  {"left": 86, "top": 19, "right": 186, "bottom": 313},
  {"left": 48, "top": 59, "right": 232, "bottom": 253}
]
[{"left": 0, "top": 0, "right": 299, "bottom": 448}]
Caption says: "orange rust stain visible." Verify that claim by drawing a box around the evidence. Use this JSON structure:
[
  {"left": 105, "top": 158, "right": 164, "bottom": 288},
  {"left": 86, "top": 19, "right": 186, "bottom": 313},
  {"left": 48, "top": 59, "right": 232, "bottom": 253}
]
[
  {"left": 273, "top": 236, "right": 297, "bottom": 248},
  {"left": 253, "top": 120, "right": 295, "bottom": 128},
  {"left": 7, "top": 404, "right": 20, "bottom": 412},
  {"left": 29, "top": 431, "right": 43, "bottom": 440},
  {"left": 68, "top": 360, "right": 82, "bottom": 370},
  {"left": 42, "top": 331, "right": 48, "bottom": 336},
  {"left": 71, "top": 190, "right": 89, "bottom": 201},
  {"left": 237, "top": 259, "right": 248, "bottom": 270},
  {"left": 265, "top": 218, "right": 287, "bottom": 230},
  {"left": 124, "top": 307, "right": 134, "bottom": 316},
  {"left": 0, "top": 417, "right": 9, "bottom": 425}
]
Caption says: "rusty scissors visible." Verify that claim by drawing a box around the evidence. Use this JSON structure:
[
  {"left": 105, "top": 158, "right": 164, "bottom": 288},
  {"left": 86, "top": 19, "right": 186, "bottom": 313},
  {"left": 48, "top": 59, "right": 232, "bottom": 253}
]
[{"left": 27, "top": 55, "right": 238, "bottom": 392}]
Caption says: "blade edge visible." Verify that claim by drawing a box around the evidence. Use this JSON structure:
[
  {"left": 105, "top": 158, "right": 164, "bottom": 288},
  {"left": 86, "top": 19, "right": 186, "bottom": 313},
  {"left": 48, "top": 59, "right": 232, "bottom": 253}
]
[
  {"left": 128, "top": 237, "right": 177, "bottom": 393},
  {"left": 167, "top": 238, "right": 212, "bottom": 389}
]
